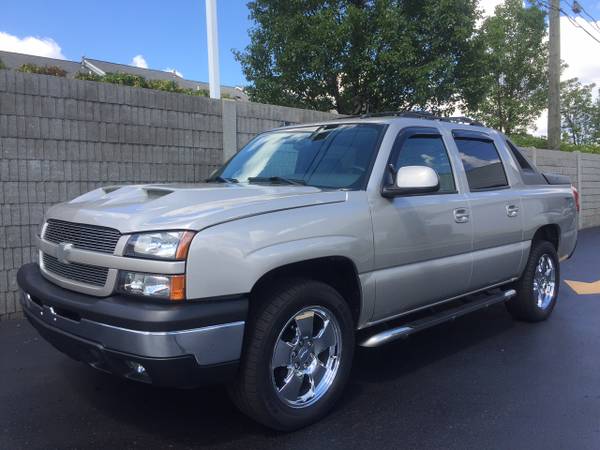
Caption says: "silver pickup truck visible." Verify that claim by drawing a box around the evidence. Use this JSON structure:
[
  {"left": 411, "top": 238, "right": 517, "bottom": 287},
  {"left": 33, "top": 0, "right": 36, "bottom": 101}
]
[{"left": 17, "top": 112, "right": 578, "bottom": 430}]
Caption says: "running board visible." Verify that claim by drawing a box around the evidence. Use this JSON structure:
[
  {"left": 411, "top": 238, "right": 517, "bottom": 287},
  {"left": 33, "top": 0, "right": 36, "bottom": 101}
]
[{"left": 360, "top": 289, "right": 516, "bottom": 348}]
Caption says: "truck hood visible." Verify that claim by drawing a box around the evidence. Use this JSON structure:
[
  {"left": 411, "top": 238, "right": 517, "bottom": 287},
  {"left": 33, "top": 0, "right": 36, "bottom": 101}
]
[{"left": 45, "top": 183, "right": 347, "bottom": 233}]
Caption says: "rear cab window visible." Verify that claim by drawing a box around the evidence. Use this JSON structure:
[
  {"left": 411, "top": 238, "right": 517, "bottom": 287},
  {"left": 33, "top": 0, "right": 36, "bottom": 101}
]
[
  {"left": 452, "top": 130, "right": 509, "bottom": 191},
  {"left": 505, "top": 139, "right": 534, "bottom": 171}
]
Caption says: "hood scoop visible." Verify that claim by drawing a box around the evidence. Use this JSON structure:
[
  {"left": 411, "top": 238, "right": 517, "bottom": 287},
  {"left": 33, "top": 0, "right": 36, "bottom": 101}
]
[
  {"left": 144, "top": 188, "right": 174, "bottom": 200},
  {"left": 102, "top": 186, "right": 122, "bottom": 194},
  {"left": 71, "top": 185, "right": 173, "bottom": 205}
]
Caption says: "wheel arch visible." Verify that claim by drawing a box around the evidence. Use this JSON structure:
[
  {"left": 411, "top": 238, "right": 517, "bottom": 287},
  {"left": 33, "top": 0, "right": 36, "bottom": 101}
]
[
  {"left": 532, "top": 224, "right": 561, "bottom": 251},
  {"left": 250, "top": 256, "right": 363, "bottom": 325}
]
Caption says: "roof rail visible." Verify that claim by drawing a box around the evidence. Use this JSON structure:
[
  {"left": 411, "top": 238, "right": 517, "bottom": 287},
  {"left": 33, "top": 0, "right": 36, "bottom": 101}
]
[
  {"left": 439, "top": 116, "right": 485, "bottom": 127},
  {"left": 359, "top": 110, "right": 435, "bottom": 119},
  {"left": 358, "top": 110, "right": 485, "bottom": 127}
]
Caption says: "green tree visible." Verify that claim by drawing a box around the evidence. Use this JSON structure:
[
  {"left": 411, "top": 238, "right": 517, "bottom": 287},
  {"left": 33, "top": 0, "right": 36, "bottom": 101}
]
[
  {"left": 472, "top": 0, "right": 548, "bottom": 134},
  {"left": 591, "top": 95, "right": 600, "bottom": 144},
  {"left": 235, "top": 0, "right": 487, "bottom": 115},
  {"left": 560, "top": 78, "right": 595, "bottom": 145}
]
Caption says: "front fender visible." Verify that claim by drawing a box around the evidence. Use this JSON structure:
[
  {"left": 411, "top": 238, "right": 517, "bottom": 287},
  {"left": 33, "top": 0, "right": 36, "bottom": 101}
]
[{"left": 185, "top": 195, "right": 373, "bottom": 299}]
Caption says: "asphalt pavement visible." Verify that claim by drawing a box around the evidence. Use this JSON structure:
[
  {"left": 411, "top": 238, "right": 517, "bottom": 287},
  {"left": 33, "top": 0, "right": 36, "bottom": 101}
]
[{"left": 2, "top": 227, "right": 600, "bottom": 450}]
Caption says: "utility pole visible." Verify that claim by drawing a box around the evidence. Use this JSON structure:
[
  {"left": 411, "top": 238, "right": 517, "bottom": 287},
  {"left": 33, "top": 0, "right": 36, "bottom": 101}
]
[
  {"left": 205, "top": 0, "right": 221, "bottom": 99},
  {"left": 548, "top": 0, "right": 561, "bottom": 149}
]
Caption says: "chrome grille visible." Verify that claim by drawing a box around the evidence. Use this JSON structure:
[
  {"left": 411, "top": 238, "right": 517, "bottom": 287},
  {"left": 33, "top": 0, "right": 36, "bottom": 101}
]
[
  {"left": 42, "top": 253, "right": 109, "bottom": 287},
  {"left": 44, "top": 219, "right": 121, "bottom": 254}
]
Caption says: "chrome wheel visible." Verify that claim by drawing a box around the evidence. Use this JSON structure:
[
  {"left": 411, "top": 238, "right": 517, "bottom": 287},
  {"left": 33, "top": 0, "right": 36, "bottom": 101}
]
[
  {"left": 270, "top": 306, "right": 342, "bottom": 408},
  {"left": 533, "top": 253, "right": 556, "bottom": 309}
]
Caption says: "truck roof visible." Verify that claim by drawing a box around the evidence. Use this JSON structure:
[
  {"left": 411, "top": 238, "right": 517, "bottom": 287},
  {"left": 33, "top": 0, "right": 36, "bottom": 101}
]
[{"left": 274, "top": 111, "right": 499, "bottom": 136}]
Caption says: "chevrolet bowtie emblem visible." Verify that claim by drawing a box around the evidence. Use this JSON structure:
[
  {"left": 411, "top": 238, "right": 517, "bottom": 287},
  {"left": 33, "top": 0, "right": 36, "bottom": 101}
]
[{"left": 56, "top": 242, "right": 74, "bottom": 264}]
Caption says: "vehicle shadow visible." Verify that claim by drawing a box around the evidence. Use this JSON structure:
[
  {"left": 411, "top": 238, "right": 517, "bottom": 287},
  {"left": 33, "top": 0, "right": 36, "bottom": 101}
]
[
  {"left": 351, "top": 303, "right": 516, "bottom": 384},
  {"left": 66, "top": 303, "right": 516, "bottom": 447}
]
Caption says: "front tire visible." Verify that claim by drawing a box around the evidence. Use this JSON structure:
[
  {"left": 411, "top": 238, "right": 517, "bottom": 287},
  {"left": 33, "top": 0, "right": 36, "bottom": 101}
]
[
  {"left": 506, "top": 240, "right": 560, "bottom": 322},
  {"left": 229, "top": 278, "right": 354, "bottom": 431}
]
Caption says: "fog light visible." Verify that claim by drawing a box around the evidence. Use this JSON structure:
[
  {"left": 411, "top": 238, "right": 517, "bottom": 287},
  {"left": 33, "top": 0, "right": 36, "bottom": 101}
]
[
  {"left": 126, "top": 361, "right": 146, "bottom": 374},
  {"left": 125, "top": 360, "right": 150, "bottom": 383}
]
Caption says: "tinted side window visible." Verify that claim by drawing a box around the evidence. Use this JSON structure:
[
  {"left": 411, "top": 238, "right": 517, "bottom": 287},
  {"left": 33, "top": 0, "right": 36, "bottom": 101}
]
[
  {"left": 395, "top": 135, "right": 456, "bottom": 193},
  {"left": 455, "top": 138, "right": 508, "bottom": 190}
]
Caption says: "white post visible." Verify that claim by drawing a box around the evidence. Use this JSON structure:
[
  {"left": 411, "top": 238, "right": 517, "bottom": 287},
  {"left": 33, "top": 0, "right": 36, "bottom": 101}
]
[{"left": 205, "top": 0, "right": 221, "bottom": 99}]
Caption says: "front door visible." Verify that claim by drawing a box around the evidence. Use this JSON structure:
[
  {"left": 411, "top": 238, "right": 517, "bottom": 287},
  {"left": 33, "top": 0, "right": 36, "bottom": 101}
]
[{"left": 370, "top": 127, "right": 473, "bottom": 322}]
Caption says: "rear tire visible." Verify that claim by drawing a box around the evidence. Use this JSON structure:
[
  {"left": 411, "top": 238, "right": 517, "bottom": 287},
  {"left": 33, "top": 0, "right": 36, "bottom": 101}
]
[
  {"left": 506, "top": 240, "right": 560, "bottom": 322},
  {"left": 229, "top": 278, "right": 355, "bottom": 431}
]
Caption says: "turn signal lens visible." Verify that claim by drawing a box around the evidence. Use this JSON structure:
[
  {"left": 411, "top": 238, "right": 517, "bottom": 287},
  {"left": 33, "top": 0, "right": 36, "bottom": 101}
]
[
  {"left": 169, "top": 275, "right": 186, "bottom": 301},
  {"left": 175, "top": 231, "right": 195, "bottom": 260}
]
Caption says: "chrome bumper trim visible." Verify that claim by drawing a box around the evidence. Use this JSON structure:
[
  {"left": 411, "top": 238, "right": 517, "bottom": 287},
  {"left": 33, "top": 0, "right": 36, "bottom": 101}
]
[{"left": 21, "top": 291, "right": 245, "bottom": 366}]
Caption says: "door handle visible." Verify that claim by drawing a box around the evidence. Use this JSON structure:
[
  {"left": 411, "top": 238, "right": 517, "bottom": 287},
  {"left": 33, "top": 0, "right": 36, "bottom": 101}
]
[
  {"left": 506, "top": 204, "right": 520, "bottom": 217},
  {"left": 453, "top": 208, "right": 470, "bottom": 223}
]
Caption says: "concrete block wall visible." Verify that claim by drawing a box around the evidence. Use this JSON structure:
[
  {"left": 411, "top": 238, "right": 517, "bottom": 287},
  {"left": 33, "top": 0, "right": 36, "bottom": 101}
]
[
  {"left": 234, "top": 101, "right": 337, "bottom": 150},
  {"left": 0, "top": 70, "right": 336, "bottom": 319},
  {"left": 521, "top": 147, "right": 600, "bottom": 229},
  {"left": 580, "top": 153, "right": 600, "bottom": 229}
]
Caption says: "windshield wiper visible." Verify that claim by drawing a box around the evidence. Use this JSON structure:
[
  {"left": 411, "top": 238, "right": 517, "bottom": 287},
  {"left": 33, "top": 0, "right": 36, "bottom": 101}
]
[
  {"left": 247, "top": 176, "right": 306, "bottom": 186},
  {"left": 206, "top": 175, "right": 238, "bottom": 183}
]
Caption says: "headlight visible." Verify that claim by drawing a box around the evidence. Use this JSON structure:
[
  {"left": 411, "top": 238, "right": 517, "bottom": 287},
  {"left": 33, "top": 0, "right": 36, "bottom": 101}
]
[
  {"left": 117, "top": 271, "right": 185, "bottom": 301},
  {"left": 124, "top": 231, "right": 195, "bottom": 260}
]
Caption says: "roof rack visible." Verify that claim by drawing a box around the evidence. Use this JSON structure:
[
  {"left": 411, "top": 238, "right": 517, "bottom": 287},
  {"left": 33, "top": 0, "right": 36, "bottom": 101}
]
[{"left": 358, "top": 111, "right": 485, "bottom": 127}]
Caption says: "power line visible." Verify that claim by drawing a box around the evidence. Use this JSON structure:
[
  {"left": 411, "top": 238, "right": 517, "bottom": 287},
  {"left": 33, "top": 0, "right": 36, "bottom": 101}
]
[
  {"left": 563, "top": 1, "right": 600, "bottom": 35},
  {"left": 537, "top": 0, "right": 600, "bottom": 46},
  {"left": 563, "top": 9, "right": 600, "bottom": 44},
  {"left": 577, "top": 5, "right": 600, "bottom": 33}
]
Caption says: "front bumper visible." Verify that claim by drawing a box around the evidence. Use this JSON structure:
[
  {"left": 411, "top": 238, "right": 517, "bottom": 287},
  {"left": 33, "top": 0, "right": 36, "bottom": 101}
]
[{"left": 17, "top": 263, "right": 248, "bottom": 387}]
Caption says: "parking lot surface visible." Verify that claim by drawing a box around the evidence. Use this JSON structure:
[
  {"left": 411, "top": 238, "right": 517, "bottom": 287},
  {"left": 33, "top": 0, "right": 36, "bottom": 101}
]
[{"left": 1, "top": 227, "right": 600, "bottom": 450}]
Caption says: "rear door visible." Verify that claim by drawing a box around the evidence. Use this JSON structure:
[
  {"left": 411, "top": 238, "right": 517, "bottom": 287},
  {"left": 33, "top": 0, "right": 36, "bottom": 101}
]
[
  {"left": 452, "top": 130, "right": 525, "bottom": 290},
  {"left": 370, "top": 127, "right": 473, "bottom": 321}
]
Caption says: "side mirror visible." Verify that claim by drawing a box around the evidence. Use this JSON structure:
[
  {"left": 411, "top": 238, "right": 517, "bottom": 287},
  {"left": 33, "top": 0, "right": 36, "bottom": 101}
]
[{"left": 382, "top": 165, "right": 440, "bottom": 198}]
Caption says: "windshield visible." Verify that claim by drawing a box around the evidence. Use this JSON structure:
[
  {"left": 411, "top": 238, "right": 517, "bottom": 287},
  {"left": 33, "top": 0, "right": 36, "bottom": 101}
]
[{"left": 214, "top": 124, "right": 384, "bottom": 189}]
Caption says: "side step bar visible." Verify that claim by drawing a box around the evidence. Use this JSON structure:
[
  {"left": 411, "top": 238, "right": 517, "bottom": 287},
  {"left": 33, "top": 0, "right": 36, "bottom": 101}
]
[{"left": 360, "top": 289, "right": 516, "bottom": 348}]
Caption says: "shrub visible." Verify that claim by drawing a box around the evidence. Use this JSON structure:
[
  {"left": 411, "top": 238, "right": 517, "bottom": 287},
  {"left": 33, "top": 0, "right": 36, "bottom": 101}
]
[
  {"left": 74, "top": 72, "right": 102, "bottom": 82},
  {"left": 509, "top": 133, "right": 600, "bottom": 154},
  {"left": 102, "top": 72, "right": 147, "bottom": 88},
  {"left": 147, "top": 79, "right": 180, "bottom": 92},
  {"left": 18, "top": 63, "right": 67, "bottom": 77},
  {"left": 0, "top": 58, "right": 6, "bottom": 70},
  {"left": 75, "top": 71, "right": 209, "bottom": 97}
]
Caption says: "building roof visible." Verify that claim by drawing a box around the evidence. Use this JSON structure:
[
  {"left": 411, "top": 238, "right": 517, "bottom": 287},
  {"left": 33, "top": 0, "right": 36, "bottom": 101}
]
[
  {"left": 0, "top": 50, "right": 82, "bottom": 78},
  {"left": 0, "top": 50, "right": 248, "bottom": 101},
  {"left": 82, "top": 57, "right": 248, "bottom": 101}
]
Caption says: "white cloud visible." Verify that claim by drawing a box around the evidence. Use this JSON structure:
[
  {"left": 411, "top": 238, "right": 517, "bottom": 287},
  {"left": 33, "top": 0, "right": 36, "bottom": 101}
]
[
  {"left": 0, "top": 31, "right": 65, "bottom": 59},
  {"left": 130, "top": 54, "right": 148, "bottom": 69},
  {"left": 561, "top": 16, "right": 600, "bottom": 88},
  {"left": 164, "top": 67, "right": 183, "bottom": 78}
]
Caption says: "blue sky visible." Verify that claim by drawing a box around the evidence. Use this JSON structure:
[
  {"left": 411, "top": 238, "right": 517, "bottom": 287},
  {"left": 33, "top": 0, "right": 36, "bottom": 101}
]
[
  {"left": 2, "top": 0, "right": 252, "bottom": 87},
  {"left": 2, "top": 0, "right": 600, "bottom": 95}
]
